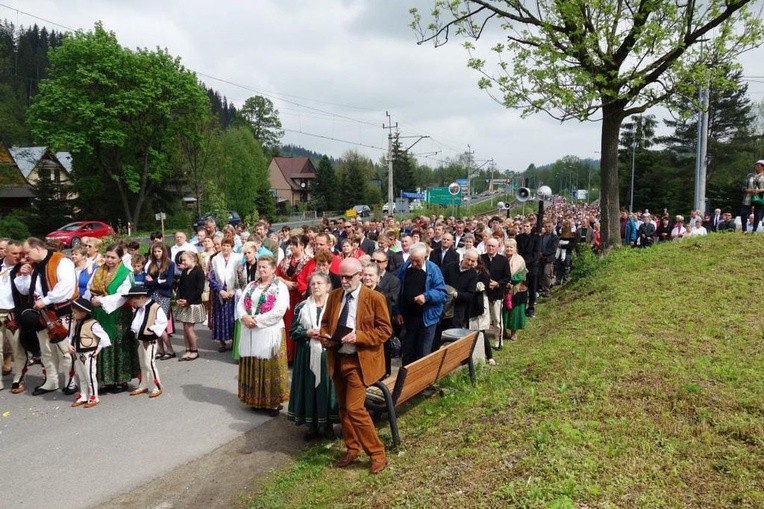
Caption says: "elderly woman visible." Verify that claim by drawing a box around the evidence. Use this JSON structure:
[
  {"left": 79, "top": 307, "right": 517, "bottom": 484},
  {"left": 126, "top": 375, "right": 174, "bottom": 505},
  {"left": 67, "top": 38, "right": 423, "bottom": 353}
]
[
  {"left": 89, "top": 244, "right": 137, "bottom": 393},
  {"left": 82, "top": 236, "right": 104, "bottom": 268},
  {"left": 287, "top": 272, "right": 339, "bottom": 440},
  {"left": 276, "top": 234, "right": 311, "bottom": 364},
  {"left": 237, "top": 254, "right": 290, "bottom": 416},
  {"left": 71, "top": 245, "right": 95, "bottom": 299},
  {"left": 209, "top": 237, "right": 240, "bottom": 352},
  {"left": 501, "top": 238, "right": 527, "bottom": 343}
]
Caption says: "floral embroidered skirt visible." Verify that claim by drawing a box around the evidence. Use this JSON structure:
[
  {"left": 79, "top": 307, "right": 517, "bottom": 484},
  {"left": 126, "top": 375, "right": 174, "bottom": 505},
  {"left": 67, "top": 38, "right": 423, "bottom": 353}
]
[{"left": 238, "top": 339, "right": 289, "bottom": 408}]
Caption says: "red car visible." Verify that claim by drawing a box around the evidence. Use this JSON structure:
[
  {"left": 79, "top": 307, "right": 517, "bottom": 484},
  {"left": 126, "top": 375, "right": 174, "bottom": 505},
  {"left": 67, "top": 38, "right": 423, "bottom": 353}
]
[{"left": 45, "top": 221, "right": 115, "bottom": 248}]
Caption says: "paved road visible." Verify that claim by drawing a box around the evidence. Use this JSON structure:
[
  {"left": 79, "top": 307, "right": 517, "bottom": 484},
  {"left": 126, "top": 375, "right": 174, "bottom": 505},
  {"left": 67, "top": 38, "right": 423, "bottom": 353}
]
[{"left": 0, "top": 327, "right": 274, "bottom": 509}]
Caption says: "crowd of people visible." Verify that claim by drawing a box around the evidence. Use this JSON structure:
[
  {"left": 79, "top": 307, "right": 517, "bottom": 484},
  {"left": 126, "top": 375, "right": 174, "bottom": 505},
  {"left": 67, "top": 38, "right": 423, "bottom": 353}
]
[{"left": 3, "top": 158, "right": 762, "bottom": 473}]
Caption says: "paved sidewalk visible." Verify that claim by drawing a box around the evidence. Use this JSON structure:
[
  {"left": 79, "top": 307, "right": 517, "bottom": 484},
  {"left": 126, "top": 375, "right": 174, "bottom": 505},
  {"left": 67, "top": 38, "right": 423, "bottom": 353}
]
[{"left": 0, "top": 327, "right": 283, "bottom": 509}]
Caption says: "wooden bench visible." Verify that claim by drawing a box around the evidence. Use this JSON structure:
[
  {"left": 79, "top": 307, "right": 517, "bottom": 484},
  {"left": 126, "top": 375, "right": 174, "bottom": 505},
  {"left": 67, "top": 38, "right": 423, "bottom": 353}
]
[{"left": 365, "top": 330, "right": 479, "bottom": 448}]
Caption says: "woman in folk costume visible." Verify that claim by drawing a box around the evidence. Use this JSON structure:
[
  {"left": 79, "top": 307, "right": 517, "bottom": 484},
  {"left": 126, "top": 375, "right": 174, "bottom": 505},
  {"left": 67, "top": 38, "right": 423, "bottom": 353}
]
[
  {"left": 88, "top": 244, "right": 137, "bottom": 393},
  {"left": 287, "top": 272, "right": 338, "bottom": 440},
  {"left": 501, "top": 238, "right": 527, "bottom": 342},
  {"left": 209, "top": 237, "right": 240, "bottom": 352},
  {"left": 237, "top": 254, "right": 289, "bottom": 417},
  {"left": 232, "top": 241, "right": 259, "bottom": 362},
  {"left": 275, "top": 234, "right": 311, "bottom": 364}
]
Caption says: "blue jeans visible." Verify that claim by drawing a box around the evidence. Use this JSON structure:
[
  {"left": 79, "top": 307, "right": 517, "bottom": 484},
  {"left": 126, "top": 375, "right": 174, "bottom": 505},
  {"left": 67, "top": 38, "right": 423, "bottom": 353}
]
[{"left": 401, "top": 316, "right": 437, "bottom": 366}]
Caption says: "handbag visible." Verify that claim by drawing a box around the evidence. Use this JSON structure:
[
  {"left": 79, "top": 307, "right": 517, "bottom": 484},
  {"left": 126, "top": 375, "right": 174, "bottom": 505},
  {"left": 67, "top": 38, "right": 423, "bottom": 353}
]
[
  {"left": 503, "top": 291, "right": 513, "bottom": 310},
  {"left": 752, "top": 194, "right": 764, "bottom": 206},
  {"left": 388, "top": 336, "right": 402, "bottom": 358}
]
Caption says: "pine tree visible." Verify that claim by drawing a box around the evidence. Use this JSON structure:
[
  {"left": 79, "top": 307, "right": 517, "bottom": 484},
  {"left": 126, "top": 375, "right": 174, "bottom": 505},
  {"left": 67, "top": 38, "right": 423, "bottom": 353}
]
[
  {"left": 391, "top": 132, "right": 415, "bottom": 195},
  {"left": 312, "top": 155, "right": 336, "bottom": 212},
  {"left": 28, "top": 165, "right": 74, "bottom": 234}
]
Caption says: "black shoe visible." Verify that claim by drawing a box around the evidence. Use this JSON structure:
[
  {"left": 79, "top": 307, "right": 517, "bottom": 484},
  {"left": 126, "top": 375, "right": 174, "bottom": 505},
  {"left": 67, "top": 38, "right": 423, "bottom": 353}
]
[
  {"left": 62, "top": 386, "right": 79, "bottom": 396},
  {"left": 526, "top": 309, "right": 535, "bottom": 318},
  {"left": 32, "top": 387, "right": 55, "bottom": 396},
  {"left": 111, "top": 383, "right": 128, "bottom": 394},
  {"left": 304, "top": 427, "right": 319, "bottom": 441}
]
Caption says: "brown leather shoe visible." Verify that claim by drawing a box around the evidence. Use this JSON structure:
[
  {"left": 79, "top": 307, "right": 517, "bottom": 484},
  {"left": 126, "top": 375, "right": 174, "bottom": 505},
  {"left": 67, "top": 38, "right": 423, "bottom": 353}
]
[
  {"left": 10, "top": 383, "right": 25, "bottom": 394},
  {"left": 129, "top": 388, "right": 148, "bottom": 396},
  {"left": 71, "top": 400, "right": 87, "bottom": 407},
  {"left": 84, "top": 400, "right": 99, "bottom": 408},
  {"left": 336, "top": 453, "right": 359, "bottom": 468},
  {"left": 369, "top": 458, "right": 388, "bottom": 474},
  {"left": 148, "top": 389, "right": 162, "bottom": 399}
]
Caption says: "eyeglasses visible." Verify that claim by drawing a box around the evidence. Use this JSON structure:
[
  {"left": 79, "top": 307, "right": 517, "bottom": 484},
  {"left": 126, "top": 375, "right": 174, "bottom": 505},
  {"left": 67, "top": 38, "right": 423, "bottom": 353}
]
[
  {"left": 371, "top": 259, "right": 387, "bottom": 264},
  {"left": 339, "top": 272, "right": 360, "bottom": 280},
  {"left": 85, "top": 245, "right": 94, "bottom": 248}
]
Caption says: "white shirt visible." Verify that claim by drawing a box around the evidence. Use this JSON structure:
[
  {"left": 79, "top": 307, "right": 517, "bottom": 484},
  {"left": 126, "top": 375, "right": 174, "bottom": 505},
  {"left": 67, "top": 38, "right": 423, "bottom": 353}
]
[
  {"left": 0, "top": 262, "right": 17, "bottom": 310},
  {"left": 130, "top": 299, "right": 168, "bottom": 338},
  {"left": 14, "top": 254, "right": 76, "bottom": 306},
  {"left": 170, "top": 242, "right": 197, "bottom": 275},
  {"left": 337, "top": 285, "right": 361, "bottom": 354}
]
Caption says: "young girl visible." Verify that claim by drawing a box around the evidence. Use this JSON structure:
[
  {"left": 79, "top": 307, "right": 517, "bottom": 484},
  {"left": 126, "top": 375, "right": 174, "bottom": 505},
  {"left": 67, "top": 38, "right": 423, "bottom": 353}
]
[
  {"left": 174, "top": 252, "right": 206, "bottom": 361},
  {"left": 144, "top": 243, "right": 175, "bottom": 359},
  {"left": 69, "top": 297, "right": 111, "bottom": 408}
]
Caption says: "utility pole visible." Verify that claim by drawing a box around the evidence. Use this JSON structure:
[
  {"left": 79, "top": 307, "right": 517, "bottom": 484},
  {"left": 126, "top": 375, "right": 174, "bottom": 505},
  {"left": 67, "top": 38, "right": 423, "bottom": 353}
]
[
  {"left": 383, "top": 111, "right": 397, "bottom": 217},
  {"left": 694, "top": 85, "right": 709, "bottom": 214}
]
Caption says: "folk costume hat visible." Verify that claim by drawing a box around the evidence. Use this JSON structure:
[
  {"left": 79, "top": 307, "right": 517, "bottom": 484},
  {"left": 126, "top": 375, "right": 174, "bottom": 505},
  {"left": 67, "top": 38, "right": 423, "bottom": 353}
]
[
  {"left": 122, "top": 284, "right": 149, "bottom": 298},
  {"left": 72, "top": 297, "right": 93, "bottom": 314}
]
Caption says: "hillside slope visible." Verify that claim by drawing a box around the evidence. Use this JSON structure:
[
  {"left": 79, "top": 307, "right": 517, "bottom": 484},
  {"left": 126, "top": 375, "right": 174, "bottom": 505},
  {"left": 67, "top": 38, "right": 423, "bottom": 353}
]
[{"left": 249, "top": 234, "right": 764, "bottom": 508}]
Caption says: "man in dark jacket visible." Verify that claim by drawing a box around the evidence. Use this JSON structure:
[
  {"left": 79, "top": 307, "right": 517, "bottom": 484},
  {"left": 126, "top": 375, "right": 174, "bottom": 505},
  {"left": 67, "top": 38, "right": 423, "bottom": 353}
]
[
  {"left": 516, "top": 221, "right": 540, "bottom": 317},
  {"left": 538, "top": 221, "right": 558, "bottom": 298},
  {"left": 429, "top": 233, "right": 459, "bottom": 271},
  {"left": 478, "top": 238, "right": 511, "bottom": 335}
]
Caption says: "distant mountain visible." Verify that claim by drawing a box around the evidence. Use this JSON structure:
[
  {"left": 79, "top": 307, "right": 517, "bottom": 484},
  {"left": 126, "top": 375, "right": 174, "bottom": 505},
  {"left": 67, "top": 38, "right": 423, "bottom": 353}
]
[{"left": 280, "top": 144, "right": 337, "bottom": 165}]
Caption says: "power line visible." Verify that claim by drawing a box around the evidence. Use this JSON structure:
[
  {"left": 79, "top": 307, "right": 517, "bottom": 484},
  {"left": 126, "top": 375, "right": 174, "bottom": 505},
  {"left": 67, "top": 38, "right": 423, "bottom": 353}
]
[
  {"left": 283, "top": 128, "right": 387, "bottom": 153},
  {"left": 0, "top": 3, "right": 75, "bottom": 31},
  {"left": 0, "top": 3, "right": 486, "bottom": 163}
]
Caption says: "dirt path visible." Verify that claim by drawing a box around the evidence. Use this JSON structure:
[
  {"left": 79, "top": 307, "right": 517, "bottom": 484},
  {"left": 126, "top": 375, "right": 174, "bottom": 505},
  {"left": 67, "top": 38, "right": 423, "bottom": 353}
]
[{"left": 98, "top": 415, "right": 304, "bottom": 509}]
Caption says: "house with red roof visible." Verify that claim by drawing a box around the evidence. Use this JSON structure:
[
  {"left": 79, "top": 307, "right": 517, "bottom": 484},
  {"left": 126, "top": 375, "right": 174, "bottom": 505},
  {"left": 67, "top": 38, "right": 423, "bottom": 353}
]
[{"left": 267, "top": 157, "right": 316, "bottom": 208}]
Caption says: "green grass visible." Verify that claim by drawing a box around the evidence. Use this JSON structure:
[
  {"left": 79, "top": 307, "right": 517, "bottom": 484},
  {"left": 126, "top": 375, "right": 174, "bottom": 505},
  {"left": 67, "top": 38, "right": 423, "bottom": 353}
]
[{"left": 246, "top": 234, "right": 764, "bottom": 508}]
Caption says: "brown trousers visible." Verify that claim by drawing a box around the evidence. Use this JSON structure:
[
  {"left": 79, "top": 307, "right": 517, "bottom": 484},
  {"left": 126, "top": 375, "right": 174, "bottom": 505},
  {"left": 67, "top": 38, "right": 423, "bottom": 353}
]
[{"left": 334, "top": 354, "right": 385, "bottom": 461}]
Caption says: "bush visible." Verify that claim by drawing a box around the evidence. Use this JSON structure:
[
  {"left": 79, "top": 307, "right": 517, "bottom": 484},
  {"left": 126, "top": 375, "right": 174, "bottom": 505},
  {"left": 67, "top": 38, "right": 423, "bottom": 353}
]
[{"left": 0, "top": 211, "right": 31, "bottom": 240}]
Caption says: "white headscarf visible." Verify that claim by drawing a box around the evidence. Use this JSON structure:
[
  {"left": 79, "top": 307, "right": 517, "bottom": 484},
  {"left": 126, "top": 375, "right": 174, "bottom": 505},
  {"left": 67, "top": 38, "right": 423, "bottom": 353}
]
[{"left": 299, "top": 296, "right": 326, "bottom": 387}]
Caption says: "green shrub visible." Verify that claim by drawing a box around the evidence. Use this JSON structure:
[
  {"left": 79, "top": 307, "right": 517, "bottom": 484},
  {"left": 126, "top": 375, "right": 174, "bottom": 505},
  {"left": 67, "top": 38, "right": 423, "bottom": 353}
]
[{"left": 0, "top": 211, "right": 31, "bottom": 240}]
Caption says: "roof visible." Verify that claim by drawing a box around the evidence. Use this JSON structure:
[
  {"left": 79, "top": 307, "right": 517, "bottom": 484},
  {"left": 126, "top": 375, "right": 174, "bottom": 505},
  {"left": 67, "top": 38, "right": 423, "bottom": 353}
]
[
  {"left": 9, "top": 146, "right": 46, "bottom": 179},
  {"left": 271, "top": 157, "right": 316, "bottom": 189},
  {"left": 8, "top": 146, "right": 73, "bottom": 179},
  {"left": 0, "top": 185, "right": 34, "bottom": 198}
]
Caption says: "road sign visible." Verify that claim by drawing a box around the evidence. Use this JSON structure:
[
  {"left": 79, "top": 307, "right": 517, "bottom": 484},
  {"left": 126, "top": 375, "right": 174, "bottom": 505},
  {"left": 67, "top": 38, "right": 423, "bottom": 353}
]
[{"left": 428, "top": 186, "right": 462, "bottom": 205}]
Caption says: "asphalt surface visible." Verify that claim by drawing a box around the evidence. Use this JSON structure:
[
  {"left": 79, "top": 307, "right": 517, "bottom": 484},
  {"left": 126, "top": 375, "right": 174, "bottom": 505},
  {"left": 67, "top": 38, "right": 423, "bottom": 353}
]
[{"left": 0, "top": 327, "right": 275, "bottom": 509}]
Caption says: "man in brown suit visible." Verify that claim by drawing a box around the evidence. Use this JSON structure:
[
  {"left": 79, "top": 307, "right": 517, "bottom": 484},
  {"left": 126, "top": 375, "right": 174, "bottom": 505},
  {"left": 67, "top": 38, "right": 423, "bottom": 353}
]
[{"left": 320, "top": 258, "right": 392, "bottom": 474}]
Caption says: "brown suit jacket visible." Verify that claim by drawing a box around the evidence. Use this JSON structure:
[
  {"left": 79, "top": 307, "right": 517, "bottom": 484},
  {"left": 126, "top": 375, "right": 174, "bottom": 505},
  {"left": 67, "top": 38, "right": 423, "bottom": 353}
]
[{"left": 320, "top": 285, "right": 392, "bottom": 386}]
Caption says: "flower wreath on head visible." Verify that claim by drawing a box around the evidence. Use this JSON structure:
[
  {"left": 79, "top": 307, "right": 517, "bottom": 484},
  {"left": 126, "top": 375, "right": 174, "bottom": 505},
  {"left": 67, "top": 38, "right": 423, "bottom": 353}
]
[{"left": 242, "top": 278, "right": 282, "bottom": 315}]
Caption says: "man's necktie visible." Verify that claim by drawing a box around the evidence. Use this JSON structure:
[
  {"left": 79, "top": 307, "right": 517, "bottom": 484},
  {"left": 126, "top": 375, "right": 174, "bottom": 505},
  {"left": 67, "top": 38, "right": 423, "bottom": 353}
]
[{"left": 338, "top": 292, "right": 353, "bottom": 328}]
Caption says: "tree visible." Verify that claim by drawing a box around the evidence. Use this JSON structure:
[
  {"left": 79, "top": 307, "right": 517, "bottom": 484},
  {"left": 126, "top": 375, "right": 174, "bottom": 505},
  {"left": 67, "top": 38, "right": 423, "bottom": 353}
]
[
  {"left": 392, "top": 132, "right": 416, "bottom": 195},
  {"left": 336, "top": 151, "right": 373, "bottom": 210},
  {"left": 412, "top": 0, "right": 762, "bottom": 250},
  {"left": 312, "top": 155, "right": 337, "bottom": 212},
  {"left": 28, "top": 164, "right": 75, "bottom": 234},
  {"left": 239, "top": 95, "right": 284, "bottom": 152},
  {"left": 27, "top": 23, "right": 210, "bottom": 231},
  {"left": 211, "top": 125, "right": 272, "bottom": 219},
  {"left": 177, "top": 111, "right": 219, "bottom": 217}
]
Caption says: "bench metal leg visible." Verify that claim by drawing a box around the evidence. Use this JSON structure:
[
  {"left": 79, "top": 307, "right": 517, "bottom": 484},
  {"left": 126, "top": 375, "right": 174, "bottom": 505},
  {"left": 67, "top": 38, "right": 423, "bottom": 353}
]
[{"left": 374, "top": 381, "right": 400, "bottom": 448}]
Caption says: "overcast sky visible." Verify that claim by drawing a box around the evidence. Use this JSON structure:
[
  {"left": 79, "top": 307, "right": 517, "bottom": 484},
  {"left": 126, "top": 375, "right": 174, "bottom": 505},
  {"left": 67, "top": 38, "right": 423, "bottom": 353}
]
[{"left": 2, "top": 1, "right": 763, "bottom": 173}]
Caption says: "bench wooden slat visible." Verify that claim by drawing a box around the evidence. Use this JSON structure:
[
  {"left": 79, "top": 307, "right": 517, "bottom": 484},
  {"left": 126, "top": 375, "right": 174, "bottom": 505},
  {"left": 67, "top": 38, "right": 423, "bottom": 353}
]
[
  {"left": 365, "top": 330, "right": 479, "bottom": 448},
  {"left": 395, "top": 349, "right": 446, "bottom": 405}
]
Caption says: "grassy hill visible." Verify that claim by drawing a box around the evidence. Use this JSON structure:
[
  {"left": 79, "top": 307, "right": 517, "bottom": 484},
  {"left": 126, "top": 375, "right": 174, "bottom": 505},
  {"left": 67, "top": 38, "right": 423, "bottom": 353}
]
[{"left": 246, "top": 234, "right": 764, "bottom": 508}]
